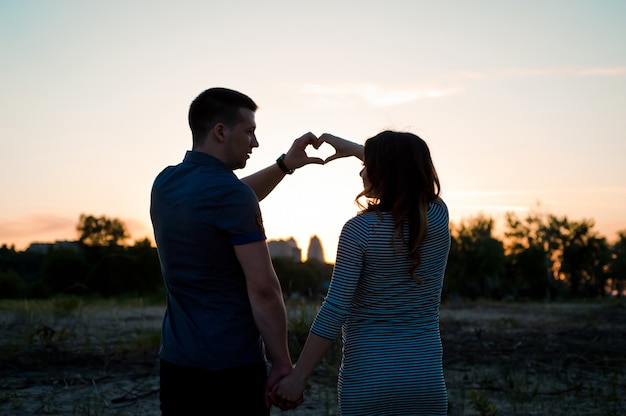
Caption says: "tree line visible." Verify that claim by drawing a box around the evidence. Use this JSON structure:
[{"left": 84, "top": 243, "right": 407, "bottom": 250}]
[
  {"left": 0, "top": 212, "right": 624, "bottom": 300},
  {"left": 0, "top": 214, "right": 333, "bottom": 300},
  {"left": 446, "top": 211, "right": 626, "bottom": 300}
]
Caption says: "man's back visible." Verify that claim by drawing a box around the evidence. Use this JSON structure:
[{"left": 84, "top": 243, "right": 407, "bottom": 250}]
[{"left": 150, "top": 150, "right": 267, "bottom": 371}]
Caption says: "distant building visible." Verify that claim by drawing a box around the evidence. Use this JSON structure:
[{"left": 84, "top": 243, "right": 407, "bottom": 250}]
[
  {"left": 26, "top": 240, "right": 80, "bottom": 254},
  {"left": 306, "top": 235, "right": 325, "bottom": 263},
  {"left": 268, "top": 237, "right": 302, "bottom": 262}
]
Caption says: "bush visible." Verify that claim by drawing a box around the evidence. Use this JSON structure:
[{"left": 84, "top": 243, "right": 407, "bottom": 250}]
[{"left": 0, "top": 269, "right": 27, "bottom": 299}]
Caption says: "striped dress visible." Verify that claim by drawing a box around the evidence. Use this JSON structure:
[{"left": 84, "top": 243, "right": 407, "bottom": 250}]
[{"left": 310, "top": 198, "right": 450, "bottom": 415}]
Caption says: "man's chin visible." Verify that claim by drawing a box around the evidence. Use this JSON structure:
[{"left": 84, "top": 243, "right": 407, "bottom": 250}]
[{"left": 234, "top": 155, "right": 250, "bottom": 170}]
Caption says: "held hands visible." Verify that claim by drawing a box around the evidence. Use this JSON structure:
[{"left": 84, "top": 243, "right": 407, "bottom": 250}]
[
  {"left": 268, "top": 388, "right": 304, "bottom": 411},
  {"left": 283, "top": 132, "right": 364, "bottom": 172},
  {"left": 269, "top": 372, "right": 307, "bottom": 411},
  {"left": 266, "top": 362, "right": 304, "bottom": 411}
]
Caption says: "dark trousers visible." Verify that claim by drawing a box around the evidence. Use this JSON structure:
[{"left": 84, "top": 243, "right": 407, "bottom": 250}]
[{"left": 159, "top": 359, "right": 269, "bottom": 415}]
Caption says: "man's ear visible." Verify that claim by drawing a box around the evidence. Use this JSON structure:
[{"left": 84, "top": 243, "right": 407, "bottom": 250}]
[{"left": 213, "top": 123, "right": 227, "bottom": 142}]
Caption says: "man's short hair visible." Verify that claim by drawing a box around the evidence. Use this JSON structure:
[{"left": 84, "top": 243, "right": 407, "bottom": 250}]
[{"left": 188, "top": 87, "right": 258, "bottom": 143}]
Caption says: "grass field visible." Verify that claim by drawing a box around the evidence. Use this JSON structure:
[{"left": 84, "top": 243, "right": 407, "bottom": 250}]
[{"left": 0, "top": 297, "right": 624, "bottom": 415}]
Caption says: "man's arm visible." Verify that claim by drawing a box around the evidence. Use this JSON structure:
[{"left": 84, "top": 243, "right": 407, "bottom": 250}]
[
  {"left": 233, "top": 240, "right": 294, "bottom": 405},
  {"left": 242, "top": 132, "right": 323, "bottom": 201},
  {"left": 240, "top": 163, "right": 288, "bottom": 202},
  {"left": 271, "top": 332, "right": 334, "bottom": 403}
]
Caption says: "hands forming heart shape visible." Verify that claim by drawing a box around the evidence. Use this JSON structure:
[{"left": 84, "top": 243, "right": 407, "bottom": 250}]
[{"left": 283, "top": 132, "right": 364, "bottom": 171}]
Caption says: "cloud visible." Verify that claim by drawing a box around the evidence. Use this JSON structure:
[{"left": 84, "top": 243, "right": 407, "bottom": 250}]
[
  {"left": 459, "top": 66, "right": 626, "bottom": 80},
  {"left": 300, "top": 83, "right": 460, "bottom": 107},
  {"left": 0, "top": 213, "right": 74, "bottom": 234},
  {"left": 507, "top": 66, "right": 626, "bottom": 78},
  {"left": 577, "top": 67, "right": 626, "bottom": 76},
  {"left": 0, "top": 213, "right": 76, "bottom": 248},
  {"left": 297, "top": 65, "right": 625, "bottom": 108}
]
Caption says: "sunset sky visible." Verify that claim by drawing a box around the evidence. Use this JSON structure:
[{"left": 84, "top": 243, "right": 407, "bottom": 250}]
[{"left": 1, "top": 1, "right": 625, "bottom": 262}]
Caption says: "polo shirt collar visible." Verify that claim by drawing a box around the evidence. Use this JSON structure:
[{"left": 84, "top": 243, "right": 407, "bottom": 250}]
[{"left": 183, "top": 151, "right": 233, "bottom": 173}]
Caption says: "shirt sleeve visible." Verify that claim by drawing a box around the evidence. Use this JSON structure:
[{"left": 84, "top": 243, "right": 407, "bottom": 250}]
[
  {"left": 217, "top": 183, "right": 266, "bottom": 246},
  {"left": 310, "top": 215, "right": 368, "bottom": 340}
]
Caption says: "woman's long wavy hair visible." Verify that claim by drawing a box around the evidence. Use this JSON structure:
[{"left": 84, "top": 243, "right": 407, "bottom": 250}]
[{"left": 356, "top": 131, "right": 441, "bottom": 283}]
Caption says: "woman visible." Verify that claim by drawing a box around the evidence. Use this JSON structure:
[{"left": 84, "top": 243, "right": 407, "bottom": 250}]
[{"left": 272, "top": 131, "right": 450, "bottom": 415}]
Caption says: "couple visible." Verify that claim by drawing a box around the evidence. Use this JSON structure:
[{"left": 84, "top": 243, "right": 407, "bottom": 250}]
[{"left": 150, "top": 87, "right": 450, "bottom": 415}]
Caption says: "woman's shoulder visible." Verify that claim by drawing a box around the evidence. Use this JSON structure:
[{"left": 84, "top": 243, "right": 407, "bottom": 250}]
[
  {"left": 352, "top": 209, "right": 383, "bottom": 222},
  {"left": 428, "top": 197, "right": 449, "bottom": 225},
  {"left": 342, "top": 210, "right": 381, "bottom": 230},
  {"left": 432, "top": 196, "right": 447, "bottom": 206},
  {"left": 429, "top": 197, "right": 448, "bottom": 212},
  {"left": 339, "top": 212, "right": 381, "bottom": 248}
]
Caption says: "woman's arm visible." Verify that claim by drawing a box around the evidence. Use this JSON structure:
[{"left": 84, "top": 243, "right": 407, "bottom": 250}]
[
  {"left": 319, "top": 133, "right": 364, "bottom": 162},
  {"left": 271, "top": 332, "right": 334, "bottom": 403}
]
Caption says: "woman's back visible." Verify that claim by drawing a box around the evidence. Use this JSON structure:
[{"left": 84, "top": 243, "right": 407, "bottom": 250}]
[{"left": 316, "top": 198, "right": 450, "bottom": 415}]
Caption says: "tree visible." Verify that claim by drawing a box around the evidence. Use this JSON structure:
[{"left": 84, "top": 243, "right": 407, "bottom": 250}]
[
  {"left": 84, "top": 252, "right": 135, "bottom": 296},
  {"left": 82, "top": 238, "right": 162, "bottom": 297},
  {"left": 560, "top": 221, "right": 610, "bottom": 298},
  {"left": 77, "top": 214, "right": 130, "bottom": 246},
  {"left": 505, "top": 209, "right": 608, "bottom": 299},
  {"left": 127, "top": 238, "right": 163, "bottom": 295},
  {"left": 303, "top": 258, "right": 334, "bottom": 298},
  {"left": 272, "top": 257, "right": 320, "bottom": 297},
  {"left": 0, "top": 269, "right": 27, "bottom": 299},
  {"left": 504, "top": 211, "right": 553, "bottom": 300},
  {"left": 447, "top": 215, "right": 506, "bottom": 299},
  {"left": 607, "top": 230, "right": 626, "bottom": 296},
  {"left": 42, "top": 247, "right": 89, "bottom": 295}
]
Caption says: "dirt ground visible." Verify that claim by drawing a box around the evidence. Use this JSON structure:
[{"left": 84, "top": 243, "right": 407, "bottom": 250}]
[{"left": 0, "top": 300, "right": 624, "bottom": 415}]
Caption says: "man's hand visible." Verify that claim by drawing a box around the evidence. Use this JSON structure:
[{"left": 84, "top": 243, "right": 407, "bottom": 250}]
[
  {"left": 269, "top": 390, "right": 304, "bottom": 411},
  {"left": 270, "top": 371, "right": 307, "bottom": 410},
  {"left": 266, "top": 365, "right": 304, "bottom": 410},
  {"left": 282, "top": 132, "right": 325, "bottom": 172}
]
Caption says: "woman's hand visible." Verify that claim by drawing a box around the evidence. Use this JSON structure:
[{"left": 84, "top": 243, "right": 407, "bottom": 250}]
[
  {"left": 319, "top": 133, "right": 364, "bottom": 163},
  {"left": 271, "top": 372, "right": 307, "bottom": 407},
  {"left": 268, "top": 390, "right": 304, "bottom": 411}
]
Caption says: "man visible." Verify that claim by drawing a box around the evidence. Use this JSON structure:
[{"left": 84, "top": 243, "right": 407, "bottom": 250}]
[{"left": 150, "top": 87, "right": 322, "bottom": 414}]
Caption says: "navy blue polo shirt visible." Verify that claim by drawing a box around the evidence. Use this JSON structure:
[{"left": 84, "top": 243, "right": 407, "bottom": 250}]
[{"left": 150, "top": 151, "right": 266, "bottom": 371}]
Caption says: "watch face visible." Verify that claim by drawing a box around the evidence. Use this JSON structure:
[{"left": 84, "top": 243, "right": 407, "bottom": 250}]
[{"left": 277, "top": 154, "right": 293, "bottom": 174}]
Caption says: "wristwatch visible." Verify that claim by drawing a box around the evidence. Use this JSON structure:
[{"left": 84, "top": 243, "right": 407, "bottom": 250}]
[{"left": 276, "top": 153, "right": 294, "bottom": 175}]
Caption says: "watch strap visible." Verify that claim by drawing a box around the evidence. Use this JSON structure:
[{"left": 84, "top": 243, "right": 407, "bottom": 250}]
[{"left": 276, "top": 153, "right": 294, "bottom": 174}]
